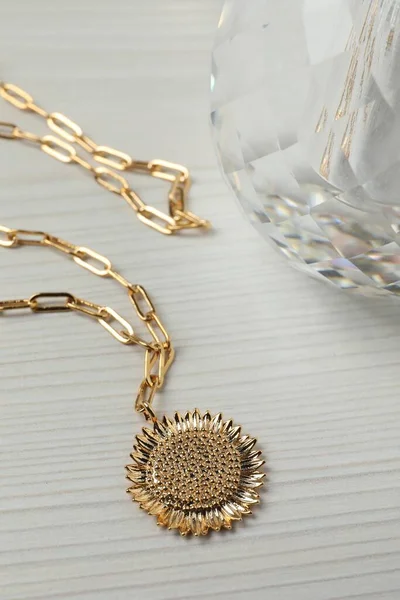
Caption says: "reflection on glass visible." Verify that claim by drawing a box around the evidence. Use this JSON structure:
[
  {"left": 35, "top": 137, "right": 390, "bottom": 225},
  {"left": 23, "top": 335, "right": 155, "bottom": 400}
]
[{"left": 211, "top": 0, "right": 400, "bottom": 295}]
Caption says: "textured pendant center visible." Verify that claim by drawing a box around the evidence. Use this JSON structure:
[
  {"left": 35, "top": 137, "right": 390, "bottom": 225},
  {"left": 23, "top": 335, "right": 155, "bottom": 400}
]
[{"left": 145, "top": 430, "right": 241, "bottom": 510}]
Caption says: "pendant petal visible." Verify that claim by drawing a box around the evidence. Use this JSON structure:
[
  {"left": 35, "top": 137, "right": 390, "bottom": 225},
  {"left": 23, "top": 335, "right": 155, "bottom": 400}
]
[
  {"left": 202, "top": 411, "right": 212, "bottom": 430},
  {"left": 222, "top": 419, "right": 233, "bottom": 434},
  {"left": 199, "top": 512, "right": 209, "bottom": 535},
  {"left": 129, "top": 452, "right": 148, "bottom": 467},
  {"left": 190, "top": 511, "right": 204, "bottom": 536},
  {"left": 242, "top": 449, "right": 262, "bottom": 461},
  {"left": 142, "top": 427, "right": 159, "bottom": 445},
  {"left": 236, "top": 436, "right": 257, "bottom": 454},
  {"left": 136, "top": 434, "right": 155, "bottom": 452},
  {"left": 157, "top": 508, "right": 170, "bottom": 527},
  {"left": 144, "top": 497, "right": 165, "bottom": 515},
  {"left": 239, "top": 474, "right": 265, "bottom": 488},
  {"left": 185, "top": 512, "right": 195, "bottom": 535},
  {"left": 128, "top": 486, "right": 150, "bottom": 503},
  {"left": 154, "top": 420, "right": 169, "bottom": 438},
  {"left": 241, "top": 458, "right": 265, "bottom": 473},
  {"left": 192, "top": 409, "right": 201, "bottom": 430},
  {"left": 126, "top": 471, "right": 146, "bottom": 484},
  {"left": 210, "top": 412, "right": 223, "bottom": 433},
  {"left": 231, "top": 501, "right": 252, "bottom": 515},
  {"left": 221, "top": 502, "right": 242, "bottom": 520},
  {"left": 125, "top": 464, "right": 143, "bottom": 474},
  {"left": 167, "top": 509, "right": 185, "bottom": 530},
  {"left": 227, "top": 425, "right": 241, "bottom": 441},
  {"left": 179, "top": 519, "right": 191, "bottom": 536},
  {"left": 162, "top": 416, "right": 177, "bottom": 433},
  {"left": 241, "top": 450, "right": 263, "bottom": 468},
  {"left": 208, "top": 508, "right": 223, "bottom": 530},
  {"left": 174, "top": 412, "right": 185, "bottom": 433},
  {"left": 184, "top": 411, "right": 193, "bottom": 429},
  {"left": 234, "top": 488, "right": 260, "bottom": 505}
]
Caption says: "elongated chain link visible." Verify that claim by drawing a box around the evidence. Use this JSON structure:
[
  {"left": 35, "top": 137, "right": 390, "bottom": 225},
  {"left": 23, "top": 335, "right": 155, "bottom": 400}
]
[
  {"left": 0, "top": 82, "right": 211, "bottom": 236},
  {"left": 0, "top": 224, "right": 174, "bottom": 421}
]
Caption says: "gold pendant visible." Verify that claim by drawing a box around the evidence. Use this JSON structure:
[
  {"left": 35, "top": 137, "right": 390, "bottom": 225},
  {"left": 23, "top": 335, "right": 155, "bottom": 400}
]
[{"left": 126, "top": 409, "right": 265, "bottom": 536}]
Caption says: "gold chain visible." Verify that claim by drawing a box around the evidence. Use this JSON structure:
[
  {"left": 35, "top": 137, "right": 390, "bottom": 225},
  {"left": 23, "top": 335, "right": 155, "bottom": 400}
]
[
  {"left": 0, "top": 224, "right": 174, "bottom": 422},
  {"left": 0, "top": 82, "right": 211, "bottom": 236}
]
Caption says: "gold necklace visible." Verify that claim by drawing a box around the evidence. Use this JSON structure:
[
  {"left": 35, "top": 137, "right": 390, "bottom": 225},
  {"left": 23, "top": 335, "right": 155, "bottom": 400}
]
[
  {"left": 0, "top": 82, "right": 210, "bottom": 236},
  {"left": 0, "top": 86, "right": 265, "bottom": 537}
]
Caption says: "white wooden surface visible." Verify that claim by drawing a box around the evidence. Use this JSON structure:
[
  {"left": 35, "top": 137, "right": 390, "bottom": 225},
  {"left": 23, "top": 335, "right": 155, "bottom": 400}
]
[{"left": 1, "top": 1, "right": 400, "bottom": 599}]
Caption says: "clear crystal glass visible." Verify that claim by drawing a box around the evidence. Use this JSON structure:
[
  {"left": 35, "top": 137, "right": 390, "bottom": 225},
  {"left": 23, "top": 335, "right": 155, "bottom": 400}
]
[{"left": 211, "top": 0, "right": 400, "bottom": 296}]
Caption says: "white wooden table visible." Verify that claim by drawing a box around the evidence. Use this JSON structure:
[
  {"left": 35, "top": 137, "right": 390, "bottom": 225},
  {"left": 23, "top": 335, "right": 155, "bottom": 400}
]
[{"left": 1, "top": 2, "right": 400, "bottom": 599}]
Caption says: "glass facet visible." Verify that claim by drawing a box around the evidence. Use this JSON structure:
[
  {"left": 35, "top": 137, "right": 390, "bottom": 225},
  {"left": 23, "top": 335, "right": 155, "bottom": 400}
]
[{"left": 211, "top": 0, "right": 400, "bottom": 295}]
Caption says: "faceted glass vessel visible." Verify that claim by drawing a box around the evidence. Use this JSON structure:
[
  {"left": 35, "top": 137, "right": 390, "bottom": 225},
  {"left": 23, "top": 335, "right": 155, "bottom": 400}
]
[{"left": 211, "top": 0, "right": 400, "bottom": 296}]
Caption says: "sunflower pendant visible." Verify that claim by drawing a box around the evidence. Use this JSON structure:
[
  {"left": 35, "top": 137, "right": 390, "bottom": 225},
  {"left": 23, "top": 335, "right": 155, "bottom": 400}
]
[{"left": 126, "top": 409, "right": 265, "bottom": 536}]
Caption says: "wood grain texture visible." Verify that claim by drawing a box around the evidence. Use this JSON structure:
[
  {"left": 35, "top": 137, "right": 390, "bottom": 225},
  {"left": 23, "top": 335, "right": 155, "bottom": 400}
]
[{"left": 1, "top": 1, "right": 400, "bottom": 599}]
